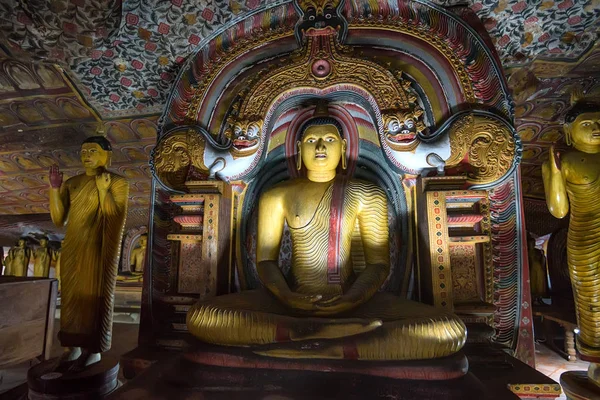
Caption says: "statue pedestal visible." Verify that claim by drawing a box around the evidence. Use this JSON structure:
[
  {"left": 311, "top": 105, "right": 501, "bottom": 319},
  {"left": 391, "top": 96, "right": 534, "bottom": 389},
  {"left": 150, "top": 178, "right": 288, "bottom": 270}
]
[
  {"left": 108, "top": 352, "right": 485, "bottom": 400},
  {"left": 561, "top": 371, "right": 600, "bottom": 400},
  {"left": 27, "top": 357, "right": 119, "bottom": 399},
  {"left": 184, "top": 344, "right": 468, "bottom": 380}
]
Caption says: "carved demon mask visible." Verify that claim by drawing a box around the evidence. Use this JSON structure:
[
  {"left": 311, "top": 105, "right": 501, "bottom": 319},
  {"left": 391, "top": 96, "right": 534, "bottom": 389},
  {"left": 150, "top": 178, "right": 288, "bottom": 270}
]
[
  {"left": 225, "top": 119, "right": 263, "bottom": 158},
  {"left": 383, "top": 109, "right": 427, "bottom": 151}
]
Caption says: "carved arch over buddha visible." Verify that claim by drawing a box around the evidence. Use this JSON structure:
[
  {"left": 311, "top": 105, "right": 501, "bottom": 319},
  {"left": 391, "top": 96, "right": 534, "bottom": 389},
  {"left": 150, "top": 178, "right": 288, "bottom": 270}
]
[{"left": 148, "top": 0, "right": 530, "bottom": 364}]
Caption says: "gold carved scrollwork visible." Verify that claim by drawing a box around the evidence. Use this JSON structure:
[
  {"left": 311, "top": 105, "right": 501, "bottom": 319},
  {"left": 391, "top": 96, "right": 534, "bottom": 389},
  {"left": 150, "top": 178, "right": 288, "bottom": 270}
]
[
  {"left": 237, "top": 35, "right": 414, "bottom": 121},
  {"left": 153, "top": 129, "right": 207, "bottom": 190},
  {"left": 446, "top": 114, "right": 516, "bottom": 185}
]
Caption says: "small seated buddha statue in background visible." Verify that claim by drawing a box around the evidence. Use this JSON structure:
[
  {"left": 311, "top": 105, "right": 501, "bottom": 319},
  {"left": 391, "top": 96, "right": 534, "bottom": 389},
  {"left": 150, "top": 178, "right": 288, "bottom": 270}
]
[
  {"left": 187, "top": 114, "right": 467, "bottom": 360},
  {"left": 542, "top": 99, "right": 600, "bottom": 387}
]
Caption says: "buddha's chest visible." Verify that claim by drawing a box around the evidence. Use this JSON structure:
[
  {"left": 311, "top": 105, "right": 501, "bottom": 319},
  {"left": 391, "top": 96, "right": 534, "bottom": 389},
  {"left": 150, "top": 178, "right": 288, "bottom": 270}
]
[
  {"left": 563, "top": 152, "right": 600, "bottom": 185},
  {"left": 285, "top": 186, "right": 358, "bottom": 229}
]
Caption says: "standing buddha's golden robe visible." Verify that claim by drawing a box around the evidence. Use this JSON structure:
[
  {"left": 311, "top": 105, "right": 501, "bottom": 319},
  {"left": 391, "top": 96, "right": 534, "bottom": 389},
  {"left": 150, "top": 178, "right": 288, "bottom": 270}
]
[{"left": 58, "top": 173, "right": 129, "bottom": 352}]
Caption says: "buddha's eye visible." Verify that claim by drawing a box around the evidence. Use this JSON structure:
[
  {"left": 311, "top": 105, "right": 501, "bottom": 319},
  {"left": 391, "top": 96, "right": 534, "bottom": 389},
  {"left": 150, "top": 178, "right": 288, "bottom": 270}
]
[
  {"left": 582, "top": 122, "right": 591, "bottom": 127},
  {"left": 325, "top": 137, "right": 336, "bottom": 142},
  {"left": 306, "top": 138, "right": 316, "bottom": 143}
]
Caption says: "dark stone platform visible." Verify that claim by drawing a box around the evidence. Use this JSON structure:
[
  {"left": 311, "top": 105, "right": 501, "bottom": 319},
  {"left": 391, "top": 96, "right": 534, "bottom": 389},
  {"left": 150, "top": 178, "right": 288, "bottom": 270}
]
[
  {"left": 108, "top": 353, "right": 487, "bottom": 400},
  {"left": 113, "top": 343, "right": 565, "bottom": 399},
  {"left": 27, "top": 357, "right": 119, "bottom": 400}
]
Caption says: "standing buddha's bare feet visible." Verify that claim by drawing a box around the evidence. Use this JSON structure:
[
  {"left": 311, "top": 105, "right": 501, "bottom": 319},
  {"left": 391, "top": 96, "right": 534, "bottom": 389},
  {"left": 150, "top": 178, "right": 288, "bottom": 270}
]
[{"left": 68, "top": 350, "right": 101, "bottom": 372}]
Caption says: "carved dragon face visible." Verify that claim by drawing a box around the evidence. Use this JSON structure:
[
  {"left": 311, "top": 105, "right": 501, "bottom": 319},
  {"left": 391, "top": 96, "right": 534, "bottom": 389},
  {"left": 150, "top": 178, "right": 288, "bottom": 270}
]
[
  {"left": 227, "top": 119, "right": 262, "bottom": 157},
  {"left": 297, "top": 0, "right": 344, "bottom": 37},
  {"left": 383, "top": 110, "right": 426, "bottom": 151}
]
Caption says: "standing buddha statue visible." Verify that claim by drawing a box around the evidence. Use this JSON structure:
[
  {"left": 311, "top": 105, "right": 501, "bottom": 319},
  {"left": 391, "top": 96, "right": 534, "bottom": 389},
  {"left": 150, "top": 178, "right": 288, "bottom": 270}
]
[
  {"left": 187, "top": 115, "right": 466, "bottom": 360},
  {"left": 54, "top": 240, "right": 63, "bottom": 291},
  {"left": 49, "top": 136, "right": 129, "bottom": 369},
  {"left": 542, "top": 99, "right": 600, "bottom": 388},
  {"left": 33, "top": 236, "right": 56, "bottom": 278},
  {"left": 3, "top": 238, "right": 31, "bottom": 277}
]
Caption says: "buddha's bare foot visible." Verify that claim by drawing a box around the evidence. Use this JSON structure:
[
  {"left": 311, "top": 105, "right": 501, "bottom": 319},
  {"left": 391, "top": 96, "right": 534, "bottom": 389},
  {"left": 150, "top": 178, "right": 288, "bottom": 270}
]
[
  {"left": 68, "top": 350, "right": 101, "bottom": 372},
  {"left": 290, "top": 318, "right": 382, "bottom": 341},
  {"left": 52, "top": 347, "right": 81, "bottom": 370},
  {"left": 255, "top": 343, "right": 344, "bottom": 359}
]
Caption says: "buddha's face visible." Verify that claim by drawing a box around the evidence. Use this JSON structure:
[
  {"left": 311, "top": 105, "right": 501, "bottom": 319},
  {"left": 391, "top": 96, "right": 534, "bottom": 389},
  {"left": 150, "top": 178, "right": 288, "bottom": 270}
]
[
  {"left": 140, "top": 236, "right": 147, "bottom": 247},
  {"left": 80, "top": 143, "right": 109, "bottom": 169},
  {"left": 569, "top": 111, "right": 600, "bottom": 147},
  {"left": 39, "top": 238, "right": 48, "bottom": 247},
  {"left": 301, "top": 124, "right": 343, "bottom": 171}
]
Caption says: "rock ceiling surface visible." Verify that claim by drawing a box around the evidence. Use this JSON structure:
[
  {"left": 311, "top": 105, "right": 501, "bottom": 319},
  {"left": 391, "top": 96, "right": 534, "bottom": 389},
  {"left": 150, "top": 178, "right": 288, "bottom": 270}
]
[{"left": 0, "top": 0, "right": 598, "bottom": 243}]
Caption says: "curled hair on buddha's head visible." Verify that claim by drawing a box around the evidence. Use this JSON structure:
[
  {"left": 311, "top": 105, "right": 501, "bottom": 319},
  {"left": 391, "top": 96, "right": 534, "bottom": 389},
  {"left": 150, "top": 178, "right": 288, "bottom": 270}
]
[
  {"left": 299, "top": 117, "right": 344, "bottom": 140},
  {"left": 82, "top": 136, "right": 113, "bottom": 151},
  {"left": 564, "top": 101, "right": 600, "bottom": 124}
]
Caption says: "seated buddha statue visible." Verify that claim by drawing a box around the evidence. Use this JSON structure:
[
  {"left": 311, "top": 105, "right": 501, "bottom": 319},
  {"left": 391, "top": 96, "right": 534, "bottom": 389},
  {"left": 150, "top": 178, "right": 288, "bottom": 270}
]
[{"left": 187, "top": 115, "right": 467, "bottom": 360}]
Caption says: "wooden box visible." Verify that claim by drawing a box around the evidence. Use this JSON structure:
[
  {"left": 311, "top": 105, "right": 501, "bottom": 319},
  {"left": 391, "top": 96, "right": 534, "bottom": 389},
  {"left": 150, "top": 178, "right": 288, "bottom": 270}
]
[{"left": 0, "top": 277, "right": 58, "bottom": 368}]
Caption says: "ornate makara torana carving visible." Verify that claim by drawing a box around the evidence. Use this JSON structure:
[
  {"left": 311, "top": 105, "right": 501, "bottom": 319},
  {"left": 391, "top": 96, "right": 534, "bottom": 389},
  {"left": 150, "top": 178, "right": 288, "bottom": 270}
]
[{"left": 446, "top": 113, "right": 517, "bottom": 185}]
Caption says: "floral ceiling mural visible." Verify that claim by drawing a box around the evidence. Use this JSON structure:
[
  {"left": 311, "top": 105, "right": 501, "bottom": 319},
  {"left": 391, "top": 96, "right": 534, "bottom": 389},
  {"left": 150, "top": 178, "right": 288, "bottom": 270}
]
[
  {"left": 0, "top": 0, "right": 598, "bottom": 243},
  {"left": 0, "top": 0, "right": 598, "bottom": 116}
]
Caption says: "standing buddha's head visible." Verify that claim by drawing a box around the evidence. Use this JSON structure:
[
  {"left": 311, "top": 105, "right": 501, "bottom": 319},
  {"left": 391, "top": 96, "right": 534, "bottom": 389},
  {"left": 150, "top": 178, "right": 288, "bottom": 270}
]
[
  {"left": 81, "top": 136, "right": 113, "bottom": 169},
  {"left": 564, "top": 100, "right": 600, "bottom": 152}
]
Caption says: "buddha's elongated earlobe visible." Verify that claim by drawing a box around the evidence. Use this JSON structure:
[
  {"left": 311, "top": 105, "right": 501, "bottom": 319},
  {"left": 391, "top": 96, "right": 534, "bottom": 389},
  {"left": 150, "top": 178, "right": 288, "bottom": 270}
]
[
  {"left": 564, "top": 124, "right": 572, "bottom": 146},
  {"left": 341, "top": 139, "right": 347, "bottom": 170},
  {"left": 296, "top": 141, "right": 302, "bottom": 171}
]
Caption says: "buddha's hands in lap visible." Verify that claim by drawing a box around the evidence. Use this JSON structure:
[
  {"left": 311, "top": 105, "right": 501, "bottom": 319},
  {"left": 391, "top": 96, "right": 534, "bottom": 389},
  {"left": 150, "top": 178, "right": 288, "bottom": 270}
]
[
  {"left": 314, "top": 294, "right": 359, "bottom": 316},
  {"left": 280, "top": 292, "right": 323, "bottom": 311}
]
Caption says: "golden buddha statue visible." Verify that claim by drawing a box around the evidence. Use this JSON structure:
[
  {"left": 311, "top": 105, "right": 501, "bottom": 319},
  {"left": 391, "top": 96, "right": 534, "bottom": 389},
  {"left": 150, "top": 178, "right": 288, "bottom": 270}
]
[
  {"left": 187, "top": 116, "right": 466, "bottom": 360},
  {"left": 3, "top": 238, "right": 31, "bottom": 277},
  {"left": 33, "top": 237, "right": 56, "bottom": 278},
  {"left": 54, "top": 241, "right": 63, "bottom": 291},
  {"left": 129, "top": 235, "right": 147, "bottom": 273},
  {"left": 542, "top": 100, "right": 600, "bottom": 386},
  {"left": 527, "top": 235, "right": 548, "bottom": 305},
  {"left": 49, "top": 136, "right": 129, "bottom": 369}
]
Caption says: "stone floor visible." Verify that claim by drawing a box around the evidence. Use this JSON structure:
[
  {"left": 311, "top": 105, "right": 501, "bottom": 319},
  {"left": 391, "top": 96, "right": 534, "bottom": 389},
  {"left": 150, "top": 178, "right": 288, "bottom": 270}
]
[{"left": 534, "top": 341, "right": 590, "bottom": 399}]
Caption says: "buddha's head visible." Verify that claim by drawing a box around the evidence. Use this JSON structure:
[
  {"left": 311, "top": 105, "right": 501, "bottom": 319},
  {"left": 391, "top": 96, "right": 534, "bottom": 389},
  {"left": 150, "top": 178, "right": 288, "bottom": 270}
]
[
  {"left": 81, "top": 136, "right": 112, "bottom": 170},
  {"left": 39, "top": 237, "right": 48, "bottom": 248},
  {"left": 564, "top": 101, "right": 600, "bottom": 153},
  {"left": 297, "top": 117, "right": 346, "bottom": 178}
]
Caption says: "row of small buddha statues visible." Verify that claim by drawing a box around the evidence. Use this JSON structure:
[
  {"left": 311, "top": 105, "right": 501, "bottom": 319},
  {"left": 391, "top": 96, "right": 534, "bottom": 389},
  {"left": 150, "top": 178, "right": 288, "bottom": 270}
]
[{"left": 2, "top": 237, "right": 62, "bottom": 280}]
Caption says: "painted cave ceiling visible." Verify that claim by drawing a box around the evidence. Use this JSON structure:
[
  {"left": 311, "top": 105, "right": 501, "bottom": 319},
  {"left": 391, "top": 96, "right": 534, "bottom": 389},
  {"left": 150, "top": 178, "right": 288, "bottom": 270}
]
[{"left": 0, "top": 0, "right": 598, "bottom": 243}]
